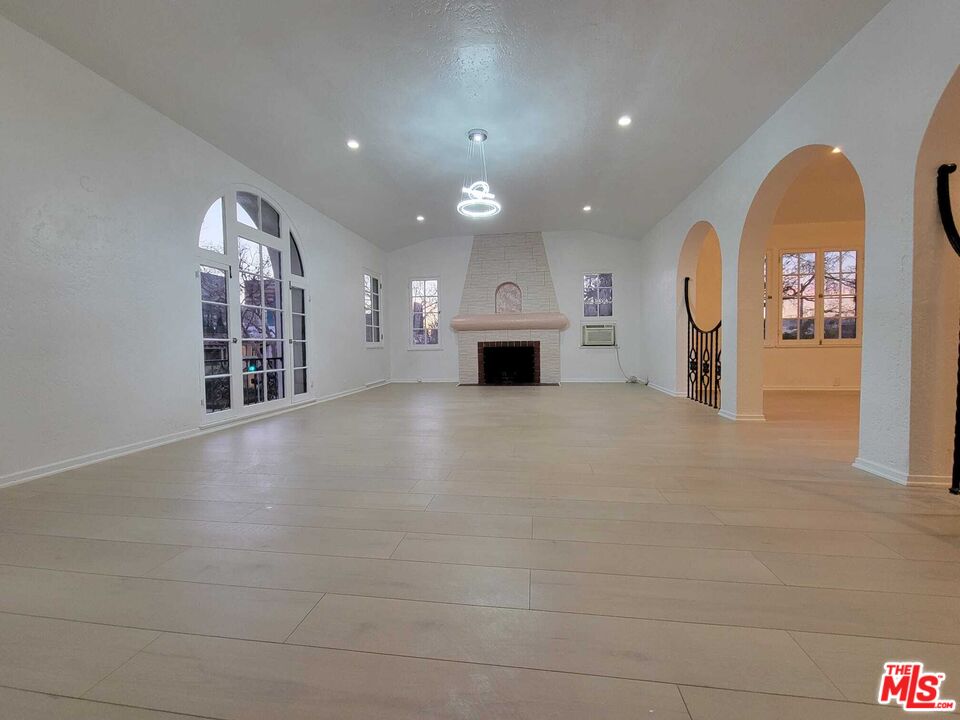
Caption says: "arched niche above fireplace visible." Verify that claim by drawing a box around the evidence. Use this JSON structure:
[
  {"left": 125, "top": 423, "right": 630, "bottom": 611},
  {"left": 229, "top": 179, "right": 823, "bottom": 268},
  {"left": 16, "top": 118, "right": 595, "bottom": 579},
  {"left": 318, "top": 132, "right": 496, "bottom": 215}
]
[{"left": 495, "top": 282, "right": 522, "bottom": 314}]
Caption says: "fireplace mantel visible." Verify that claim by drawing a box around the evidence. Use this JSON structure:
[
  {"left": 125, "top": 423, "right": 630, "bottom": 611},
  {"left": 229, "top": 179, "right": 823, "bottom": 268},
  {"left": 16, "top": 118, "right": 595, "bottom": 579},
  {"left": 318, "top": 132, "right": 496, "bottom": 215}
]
[{"left": 450, "top": 312, "right": 569, "bottom": 332}]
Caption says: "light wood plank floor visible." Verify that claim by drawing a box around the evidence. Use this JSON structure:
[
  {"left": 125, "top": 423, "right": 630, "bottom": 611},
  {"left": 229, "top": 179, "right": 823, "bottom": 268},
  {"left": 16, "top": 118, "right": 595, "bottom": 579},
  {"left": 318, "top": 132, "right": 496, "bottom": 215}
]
[{"left": 1, "top": 384, "right": 958, "bottom": 719}]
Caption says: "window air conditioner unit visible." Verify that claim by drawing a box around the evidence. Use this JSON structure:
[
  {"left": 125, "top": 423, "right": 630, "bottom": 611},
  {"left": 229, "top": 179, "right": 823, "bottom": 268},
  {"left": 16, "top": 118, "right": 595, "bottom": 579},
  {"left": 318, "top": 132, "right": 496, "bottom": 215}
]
[{"left": 581, "top": 323, "right": 616, "bottom": 347}]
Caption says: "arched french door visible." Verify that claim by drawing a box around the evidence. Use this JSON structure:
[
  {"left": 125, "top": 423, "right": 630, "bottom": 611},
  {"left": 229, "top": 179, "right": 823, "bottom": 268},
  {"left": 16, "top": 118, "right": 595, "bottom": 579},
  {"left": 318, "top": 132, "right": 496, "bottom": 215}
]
[{"left": 197, "top": 187, "right": 310, "bottom": 422}]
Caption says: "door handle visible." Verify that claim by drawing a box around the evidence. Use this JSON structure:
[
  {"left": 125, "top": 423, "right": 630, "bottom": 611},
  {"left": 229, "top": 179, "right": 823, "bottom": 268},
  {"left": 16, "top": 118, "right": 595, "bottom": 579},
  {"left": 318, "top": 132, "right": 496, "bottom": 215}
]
[{"left": 232, "top": 338, "right": 238, "bottom": 344}]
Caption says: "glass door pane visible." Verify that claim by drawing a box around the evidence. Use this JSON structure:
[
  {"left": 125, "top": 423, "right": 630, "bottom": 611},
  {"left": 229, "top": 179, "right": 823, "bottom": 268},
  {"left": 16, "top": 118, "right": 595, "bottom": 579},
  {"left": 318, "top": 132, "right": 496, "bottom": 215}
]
[
  {"left": 237, "top": 237, "right": 287, "bottom": 405},
  {"left": 200, "top": 265, "right": 231, "bottom": 413},
  {"left": 238, "top": 237, "right": 285, "bottom": 406},
  {"left": 291, "top": 286, "right": 308, "bottom": 395}
]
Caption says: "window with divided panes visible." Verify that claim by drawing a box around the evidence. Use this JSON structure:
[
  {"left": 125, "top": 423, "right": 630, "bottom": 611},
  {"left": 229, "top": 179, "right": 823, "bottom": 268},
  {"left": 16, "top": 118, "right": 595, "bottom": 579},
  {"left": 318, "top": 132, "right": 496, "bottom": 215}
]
[
  {"left": 364, "top": 273, "right": 382, "bottom": 343},
  {"left": 778, "top": 249, "right": 859, "bottom": 344},
  {"left": 583, "top": 273, "right": 613, "bottom": 317},
  {"left": 411, "top": 278, "right": 440, "bottom": 345}
]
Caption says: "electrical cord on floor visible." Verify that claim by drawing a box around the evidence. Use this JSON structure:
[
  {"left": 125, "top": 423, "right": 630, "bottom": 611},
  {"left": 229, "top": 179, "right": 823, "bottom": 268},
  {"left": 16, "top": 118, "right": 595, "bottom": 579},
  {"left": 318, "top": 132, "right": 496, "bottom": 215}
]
[{"left": 615, "top": 345, "right": 648, "bottom": 385}]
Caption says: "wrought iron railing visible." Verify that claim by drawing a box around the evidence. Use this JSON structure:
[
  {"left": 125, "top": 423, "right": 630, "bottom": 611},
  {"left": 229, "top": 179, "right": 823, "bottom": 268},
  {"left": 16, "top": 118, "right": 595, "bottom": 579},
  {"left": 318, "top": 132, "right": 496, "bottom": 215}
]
[{"left": 684, "top": 276, "right": 721, "bottom": 408}]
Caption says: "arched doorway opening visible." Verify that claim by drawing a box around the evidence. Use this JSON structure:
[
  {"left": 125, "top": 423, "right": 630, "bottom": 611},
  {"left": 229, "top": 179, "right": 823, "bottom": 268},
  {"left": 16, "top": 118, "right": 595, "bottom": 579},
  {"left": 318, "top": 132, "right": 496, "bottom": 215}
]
[
  {"left": 910, "top": 67, "right": 960, "bottom": 485},
  {"left": 676, "top": 222, "right": 722, "bottom": 405},
  {"left": 738, "top": 146, "right": 866, "bottom": 450}
]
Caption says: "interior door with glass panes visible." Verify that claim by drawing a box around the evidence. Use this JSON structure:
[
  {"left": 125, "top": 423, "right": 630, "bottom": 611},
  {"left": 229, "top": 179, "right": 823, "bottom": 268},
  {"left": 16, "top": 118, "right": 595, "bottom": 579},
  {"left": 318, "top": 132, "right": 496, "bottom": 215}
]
[
  {"left": 290, "top": 284, "right": 310, "bottom": 399},
  {"left": 200, "top": 189, "right": 293, "bottom": 421},
  {"left": 199, "top": 260, "right": 233, "bottom": 414}
]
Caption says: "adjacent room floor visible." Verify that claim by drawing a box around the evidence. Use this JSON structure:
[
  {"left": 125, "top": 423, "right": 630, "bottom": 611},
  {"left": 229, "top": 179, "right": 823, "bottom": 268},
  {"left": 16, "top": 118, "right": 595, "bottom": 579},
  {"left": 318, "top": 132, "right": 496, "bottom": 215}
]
[{"left": 0, "top": 384, "right": 958, "bottom": 719}]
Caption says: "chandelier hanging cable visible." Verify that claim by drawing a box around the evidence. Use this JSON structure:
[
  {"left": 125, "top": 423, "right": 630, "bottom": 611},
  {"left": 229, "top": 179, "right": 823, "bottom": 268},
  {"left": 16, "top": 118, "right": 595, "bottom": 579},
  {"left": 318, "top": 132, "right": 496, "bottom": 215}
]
[{"left": 457, "top": 128, "right": 501, "bottom": 218}]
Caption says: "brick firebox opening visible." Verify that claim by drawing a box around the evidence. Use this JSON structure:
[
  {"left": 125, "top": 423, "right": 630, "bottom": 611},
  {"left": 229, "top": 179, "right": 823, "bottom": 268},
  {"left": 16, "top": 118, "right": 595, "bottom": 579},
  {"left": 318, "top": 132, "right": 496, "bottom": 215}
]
[{"left": 477, "top": 341, "right": 541, "bottom": 385}]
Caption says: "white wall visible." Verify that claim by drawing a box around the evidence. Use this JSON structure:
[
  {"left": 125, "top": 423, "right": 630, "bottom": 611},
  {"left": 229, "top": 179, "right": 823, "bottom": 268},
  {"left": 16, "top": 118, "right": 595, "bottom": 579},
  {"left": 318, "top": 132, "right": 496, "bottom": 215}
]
[
  {"left": 636, "top": 0, "right": 960, "bottom": 484},
  {"left": 0, "top": 16, "right": 389, "bottom": 483},
  {"left": 386, "top": 231, "right": 644, "bottom": 383},
  {"left": 543, "top": 232, "right": 644, "bottom": 382},
  {"left": 387, "top": 236, "right": 473, "bottom": 382}
]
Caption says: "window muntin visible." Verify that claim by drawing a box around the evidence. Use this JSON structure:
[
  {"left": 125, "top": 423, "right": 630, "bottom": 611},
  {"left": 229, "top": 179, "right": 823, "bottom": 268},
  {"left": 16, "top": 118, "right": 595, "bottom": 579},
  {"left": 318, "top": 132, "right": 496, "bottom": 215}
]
[
  {"left": 411, "top": 278, "right": 440, "bottom": 346},
  {"left": 583, "top": 273, "right": 613, "bottom": 317},
  {"left": 364, "top": 273, "right": 382, "bottom": 344},
  {"left": 776, "top": 248, "right": 861, "bottom": 344},
  {"left": 200, "top": 265, "right": 230, "bottom": 413},
  {"left": 292, "top": 286, "right": 308, "bottom": 394}
]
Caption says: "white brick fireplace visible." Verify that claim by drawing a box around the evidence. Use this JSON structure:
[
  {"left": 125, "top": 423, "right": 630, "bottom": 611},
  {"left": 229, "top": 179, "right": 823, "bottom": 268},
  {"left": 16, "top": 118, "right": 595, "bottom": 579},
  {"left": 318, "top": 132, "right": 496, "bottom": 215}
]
[{"left": 451, "top": 233, "right": 568, "bottom": 384}]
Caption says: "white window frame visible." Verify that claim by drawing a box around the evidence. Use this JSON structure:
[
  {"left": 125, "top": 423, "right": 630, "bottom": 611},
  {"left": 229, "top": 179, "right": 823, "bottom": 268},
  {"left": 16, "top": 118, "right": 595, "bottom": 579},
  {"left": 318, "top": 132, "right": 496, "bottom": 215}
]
[
  {"left": 363, "top": 271, "right": 384, "bottom": 347},
  {"left": 195, "top": 186, "right": 301, "bottom": 425},
  {"left": 409, "top": 276, "right": 442, "bottom": 350},
  {"left": 290, "top": 283, "right": 311, "bottom": 401},
  {"left": 772, "top": 246, "right": 863, "bottom": 348},
  {"left": 762, "top": 253, "right": 769, "bottom": 345},
  {"left": 582, "top": 272, "right": 614, "bottom": 319}
]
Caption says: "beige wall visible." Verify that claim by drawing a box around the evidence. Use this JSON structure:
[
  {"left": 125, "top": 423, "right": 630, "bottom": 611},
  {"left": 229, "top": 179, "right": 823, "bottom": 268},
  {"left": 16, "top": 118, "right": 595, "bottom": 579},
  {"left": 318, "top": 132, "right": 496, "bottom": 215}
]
[
  {"left": 909, "top": 68, "right": 960, "bottom": 480},
  {"left": 694, "top": 231, "right": 722, "bottom": 329},
  {"left": 763, "top": 221, "right": 864, "bottom": 390}
]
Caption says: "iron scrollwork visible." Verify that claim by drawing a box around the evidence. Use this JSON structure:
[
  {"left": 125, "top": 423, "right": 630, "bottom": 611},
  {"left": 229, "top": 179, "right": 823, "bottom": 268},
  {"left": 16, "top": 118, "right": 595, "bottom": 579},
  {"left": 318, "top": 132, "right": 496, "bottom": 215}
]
[{"left": 684, "top": 277, "right": 721, "bottom": 408}]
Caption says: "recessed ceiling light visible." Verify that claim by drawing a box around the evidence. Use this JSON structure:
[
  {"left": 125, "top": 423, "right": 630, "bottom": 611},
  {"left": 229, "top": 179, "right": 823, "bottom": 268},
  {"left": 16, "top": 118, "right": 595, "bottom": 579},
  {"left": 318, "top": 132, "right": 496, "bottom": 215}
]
[
  {"left": 582, "top": 205, "right": 592, "bottom": 212},
  {"left": 346, "top": 138, "right": 360, "bottom": 150},
  {"left": 416, "top": 215, "right": 425, "bottom": 222},
  {"left": 617, "top": 115, "right": 632, "bottom": 127},
  {"left": 831, "top": 146, "right": 842, "bottom": 154}
]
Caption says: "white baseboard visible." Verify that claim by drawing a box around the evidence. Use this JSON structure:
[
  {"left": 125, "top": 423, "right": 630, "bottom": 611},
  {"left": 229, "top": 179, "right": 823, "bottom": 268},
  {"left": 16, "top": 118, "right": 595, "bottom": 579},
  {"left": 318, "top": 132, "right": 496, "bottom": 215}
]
[
  {"left": 853, "top": 457, "right": 908, "bottom": 486},
  {"left": 389, "top": 378, "right": 459, "bottom": 384},
  {"left": 718, "top": 409, "right": 766, "bottom": 422},
  {"left": 763, "top": 385, "right": 860, "bottom": 392},
  {"left": 853, "top": 457, "right": 951, "bottom": 487},
  {"left": 0, "top": 427, "right": 207, "bottom": 490},
  {"left": 561, "top": 378, "right": 632, "bottom": 383},
  {"left": 647, "top": 382, "right": 685, "bottom": 398},
  {"left": 0, "top": 381, "right": 385, "bottom": 490},
  {"left": 364, "top": 378, "right": 389, "bottom": 388}
]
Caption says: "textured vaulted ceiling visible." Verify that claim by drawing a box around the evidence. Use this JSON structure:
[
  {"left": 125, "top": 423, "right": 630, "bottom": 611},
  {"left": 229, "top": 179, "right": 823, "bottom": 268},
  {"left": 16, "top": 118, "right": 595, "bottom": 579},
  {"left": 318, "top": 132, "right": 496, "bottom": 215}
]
[{"left": 0, "top": 0, "right": 888, "bottom": 250}]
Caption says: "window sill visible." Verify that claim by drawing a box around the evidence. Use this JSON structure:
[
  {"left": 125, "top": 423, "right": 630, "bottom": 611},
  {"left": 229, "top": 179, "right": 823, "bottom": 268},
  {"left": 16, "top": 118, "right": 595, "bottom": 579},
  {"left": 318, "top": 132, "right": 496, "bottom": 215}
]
[
  {"left": 578, "top": 344, "right": 619, "bottom": 349},
  {"left": 365, "top": 343, "right": 385, "bottom": 349},
  {"left": 765, "top": 343, "right": 862, "bottom": 349},
  {"left": 408, "top": 345, "right": 443, "bottom": 351}
]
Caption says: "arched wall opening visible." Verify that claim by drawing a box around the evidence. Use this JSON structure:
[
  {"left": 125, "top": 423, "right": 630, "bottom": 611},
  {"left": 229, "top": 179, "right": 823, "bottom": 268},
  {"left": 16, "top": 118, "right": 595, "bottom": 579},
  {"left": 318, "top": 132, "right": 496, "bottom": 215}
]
[
  {"left": 676, "top": 222, "right": 722, "bottom": 394},
  {"left": 737, "top": 145, "right": 865, "bottom": 426},
  {"left": 910, "top": 67, "right": 960, "bottom": 483}
]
